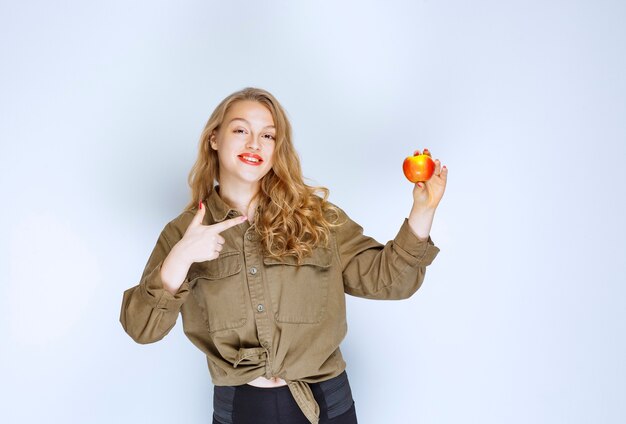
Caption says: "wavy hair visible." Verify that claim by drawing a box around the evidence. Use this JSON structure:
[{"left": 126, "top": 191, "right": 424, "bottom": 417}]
[{"left": 186, "top": 87, "right": 342, "bottom": 262}]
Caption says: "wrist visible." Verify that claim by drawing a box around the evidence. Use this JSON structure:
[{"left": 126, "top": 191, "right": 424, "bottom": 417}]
[
  {"left": 408, "top": 206, "right": 436, "bottom": 241},
  {"left": 161, "top": 244, "right": 193, "bottom": 293},
  {"left": 410, "top": 205, "right": 436, "bottom": 217},
  {"left": 169, "top": 243, "right": 193, "bottom": 269}
]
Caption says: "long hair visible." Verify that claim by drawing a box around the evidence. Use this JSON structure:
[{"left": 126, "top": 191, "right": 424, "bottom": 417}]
[{"left": 186, "top": 87, "right": 342, "bottom": 262}]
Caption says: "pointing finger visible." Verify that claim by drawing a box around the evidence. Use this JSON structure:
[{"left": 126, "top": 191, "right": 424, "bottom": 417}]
[{"left": 211, "top": 215, "right": 248, "bottom": 233}]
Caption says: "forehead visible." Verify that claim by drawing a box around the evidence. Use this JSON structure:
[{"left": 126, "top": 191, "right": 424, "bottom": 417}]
[{"left": 224, "top": 100, "right": 274, "bottom": 127}]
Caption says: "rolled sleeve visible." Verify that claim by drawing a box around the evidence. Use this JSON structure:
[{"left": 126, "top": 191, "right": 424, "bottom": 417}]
[
  {"left": 335, "top": 207, "right": 441, "bottom": 300},
  {"left": 139, "top": 261, "right": 191, "bottom": 311},
  {"left": 392, "top": 218, "right": 440, "bottom": 267},
  {"left": 120, "top": 219, "right": 191, "bottom": 344}
]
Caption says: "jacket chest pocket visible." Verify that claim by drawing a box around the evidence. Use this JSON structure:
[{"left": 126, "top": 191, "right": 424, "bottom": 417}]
[
  {"left": 189, "top": 251, "right": 247, "bottom": 333},
  {"left": 263, "top": 247, "right": 332, "bottom": 324}
]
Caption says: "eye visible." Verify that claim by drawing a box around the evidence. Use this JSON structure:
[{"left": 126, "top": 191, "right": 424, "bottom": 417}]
[
  {"left": 263, "top": 134, "right": 276, "bottom": 140},
  {"left": 233, "top": 128, "right": 247, "bottom": 134}
]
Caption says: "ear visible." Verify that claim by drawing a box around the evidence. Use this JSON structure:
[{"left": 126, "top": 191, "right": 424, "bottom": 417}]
[{"left": 210, "top": 132, "right": 217, "bottom": 150}]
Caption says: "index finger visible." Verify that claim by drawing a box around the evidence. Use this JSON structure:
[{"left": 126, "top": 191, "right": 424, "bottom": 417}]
[{"left": 210, "top": 215, "right": 248, "bottom": 233}]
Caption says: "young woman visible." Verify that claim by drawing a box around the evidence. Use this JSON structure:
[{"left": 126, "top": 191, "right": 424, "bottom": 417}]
[{"left": 120, "top": 87, "right": 448, "bottom": 424}]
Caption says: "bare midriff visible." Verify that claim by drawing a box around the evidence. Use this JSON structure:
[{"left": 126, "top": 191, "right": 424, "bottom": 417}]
[{"left": 247, "top": 376, "right": 288, "bottom": 388}]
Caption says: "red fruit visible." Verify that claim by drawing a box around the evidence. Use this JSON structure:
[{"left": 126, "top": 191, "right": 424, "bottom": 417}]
[{"left": 403, "top": 152, "right": 435, "bottom": 183}]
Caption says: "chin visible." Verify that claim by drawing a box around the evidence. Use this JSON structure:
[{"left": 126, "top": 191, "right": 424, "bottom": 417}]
[{"left": 237, "top": 173, "right": 267, "bottom": 185}]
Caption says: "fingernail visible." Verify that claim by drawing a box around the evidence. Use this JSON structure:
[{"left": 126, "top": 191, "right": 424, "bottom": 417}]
[
  {"left": 198, "top": 201, "right": 202, "bottom": 209},
  {"left": 443, "top": 166, "right": 447, "bottom": 169}
]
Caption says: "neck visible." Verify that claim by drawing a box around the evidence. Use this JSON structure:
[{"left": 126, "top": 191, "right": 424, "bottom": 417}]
[{"left": 217, "top": 179, "right": 260, "bottom": 219}]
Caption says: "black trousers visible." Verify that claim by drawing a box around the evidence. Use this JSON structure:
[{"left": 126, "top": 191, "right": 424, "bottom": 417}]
[{"left": 213, "top": 371, "right": 358, "bottom": 424}]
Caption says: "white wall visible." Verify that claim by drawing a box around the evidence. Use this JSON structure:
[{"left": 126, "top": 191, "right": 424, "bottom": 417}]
[{"left": 1, "top": 0, "right": 625, "bottom": 422}]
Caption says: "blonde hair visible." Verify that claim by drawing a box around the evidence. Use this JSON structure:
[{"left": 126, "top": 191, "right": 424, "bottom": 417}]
[{"left": 186, "top": 87, "right": 342, "bottom": 262}]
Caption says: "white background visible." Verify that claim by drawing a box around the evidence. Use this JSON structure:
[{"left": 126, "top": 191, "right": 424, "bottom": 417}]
[{"left": 1, "top": 0, "right": 625, "bottom": 423}]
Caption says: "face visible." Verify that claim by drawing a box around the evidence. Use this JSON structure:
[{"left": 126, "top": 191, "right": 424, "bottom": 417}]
[{"left": 210, "top": 100, "right": 276, "bottom": 189}]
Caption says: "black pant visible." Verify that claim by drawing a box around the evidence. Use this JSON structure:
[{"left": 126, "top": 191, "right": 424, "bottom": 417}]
[{"left": 213, "top": 371, "right": 358, "bottom": 424}]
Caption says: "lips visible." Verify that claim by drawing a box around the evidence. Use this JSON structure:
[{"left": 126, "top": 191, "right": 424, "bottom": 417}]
[{"left": 238, "top": 153, "right": 263, "bottom": 166}]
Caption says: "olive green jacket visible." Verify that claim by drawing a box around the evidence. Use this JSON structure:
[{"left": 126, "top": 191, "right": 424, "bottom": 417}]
[{"left": 120, "top": 188, "right": 440, "bottom": 423}]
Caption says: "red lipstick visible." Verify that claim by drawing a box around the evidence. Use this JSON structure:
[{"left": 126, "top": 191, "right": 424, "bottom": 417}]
[{"left": 238, "top": 153, "right": 263, "bottom": 166}]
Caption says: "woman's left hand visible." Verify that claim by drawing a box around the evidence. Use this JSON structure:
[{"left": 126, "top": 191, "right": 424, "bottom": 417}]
[{"left": 412, "top": 148, "right": 448, "bottom": 210}]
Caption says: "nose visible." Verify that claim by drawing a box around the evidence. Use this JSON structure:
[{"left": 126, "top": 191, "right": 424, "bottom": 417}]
[{"left": 246, "top": 136, "right": 261, "bottom": 151}]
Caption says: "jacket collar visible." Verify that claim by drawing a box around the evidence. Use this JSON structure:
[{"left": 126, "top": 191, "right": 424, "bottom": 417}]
[{"left": 207, "top": 185, "right": 240, "bottom": 222}]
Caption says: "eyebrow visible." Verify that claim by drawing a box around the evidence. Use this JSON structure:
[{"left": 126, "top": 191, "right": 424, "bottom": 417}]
[{"left": 228, "top": 117, "right": 275, "bottom": 130}]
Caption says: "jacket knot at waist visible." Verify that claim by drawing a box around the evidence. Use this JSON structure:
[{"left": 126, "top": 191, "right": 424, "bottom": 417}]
[{"left": 233, "top": 347, "right": 320, "bottom": 424}]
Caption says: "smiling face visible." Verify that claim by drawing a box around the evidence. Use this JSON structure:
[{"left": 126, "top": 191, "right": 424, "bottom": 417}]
[{"left": 210, "top": 100, "right": 276, "bottom": 190}]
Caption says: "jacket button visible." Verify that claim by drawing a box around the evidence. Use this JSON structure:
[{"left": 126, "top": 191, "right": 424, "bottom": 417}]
[
  {"left": 249, "top": 267, "right": 257, "bottom": 275},
  {"left": 246, "top": 233, "right": 254, "bottom": 241},
  {"left": 257, "top": 304, "right": 265, "bottom": 312}
]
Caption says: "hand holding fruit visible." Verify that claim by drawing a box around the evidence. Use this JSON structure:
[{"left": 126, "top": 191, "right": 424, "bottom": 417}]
[
  {"left": 403, "top": 151, "right": 435, "bottom": 183},
  {"left": 405, "top": 148, "right": 448, "bottom": 210}
]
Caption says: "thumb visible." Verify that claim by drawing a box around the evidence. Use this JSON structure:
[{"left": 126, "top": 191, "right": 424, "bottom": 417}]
[{"left": 190, "top": 200, "right": 206, "bottom": 226}]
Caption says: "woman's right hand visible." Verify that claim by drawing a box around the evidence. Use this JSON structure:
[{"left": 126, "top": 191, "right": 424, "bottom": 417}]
[
  {"left": 177, "top": 202, "right": 247, "bottom": 263},
  {"left": 160, "top": 202, "right": 247, "bottom": 294}
]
